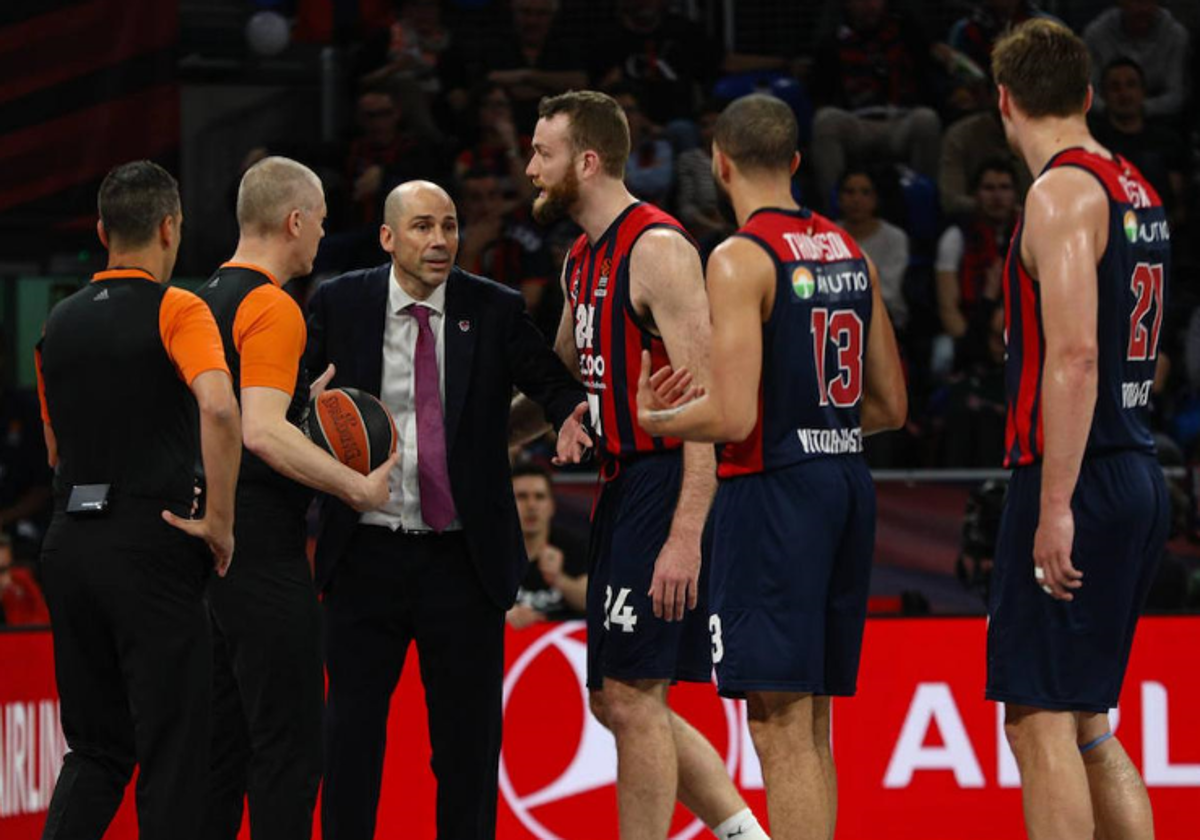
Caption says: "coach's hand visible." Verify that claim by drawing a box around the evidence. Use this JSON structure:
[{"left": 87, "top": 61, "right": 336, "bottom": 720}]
[
  {"left": 1033, "top": 505, "right": 1083, "bottom": 601},
  {"left": 553, "top": 402, "right": 593, "bottom": 465},
  {"left": 649, "top": 536, "right": 700, "bottom": 622},
  {"left": 163, "top": 510, "right": 235, "bottom": 577}
]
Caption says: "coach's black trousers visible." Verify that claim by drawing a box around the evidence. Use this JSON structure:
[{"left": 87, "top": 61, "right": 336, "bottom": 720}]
[
  {"left": 203, "top": 491, "right": 323, "bottom": 840},
  {"left": 40, "top": 503, "right": 211, "bottom": 840},
  {"left": 321, "top": 526, "right": 505, "bottom": 840}
]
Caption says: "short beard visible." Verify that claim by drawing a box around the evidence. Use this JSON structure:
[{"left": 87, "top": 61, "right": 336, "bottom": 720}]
[{"left": 532, "top": 167, "right": 581, "bottom": 226}]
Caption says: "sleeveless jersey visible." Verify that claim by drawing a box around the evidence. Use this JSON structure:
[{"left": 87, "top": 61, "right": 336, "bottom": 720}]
[
  {"left": 719, "top": 208, "right": 874, "bottom": 478},
  {"left": 1004, "top": 148, "right": 1169, "bottom": 467},
  {"left": 564, "top": 202, "right": 690, "bottom": 459}
]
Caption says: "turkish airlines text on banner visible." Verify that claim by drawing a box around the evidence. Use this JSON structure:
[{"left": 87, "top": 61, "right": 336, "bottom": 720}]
[{"left": 2, "top": 618, "right": 1198, "bottom": 839}]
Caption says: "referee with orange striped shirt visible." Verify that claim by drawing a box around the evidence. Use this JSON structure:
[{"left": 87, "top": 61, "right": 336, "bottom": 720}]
[
  {"left": 197, "top": 157, "right": 394, "bottom": 840},
  {"left": 37, "top": 161, "right": 241, "bottom": 840}
]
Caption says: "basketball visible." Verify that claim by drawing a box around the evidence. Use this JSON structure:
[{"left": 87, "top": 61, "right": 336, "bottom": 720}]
[{"left": 305, "top": 388, "right": 397, "bottom": 475}]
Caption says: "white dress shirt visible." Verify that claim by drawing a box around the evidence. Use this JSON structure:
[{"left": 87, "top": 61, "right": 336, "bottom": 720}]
[{"left": 360, "top": 267, "right": 461, "bottom": 532}]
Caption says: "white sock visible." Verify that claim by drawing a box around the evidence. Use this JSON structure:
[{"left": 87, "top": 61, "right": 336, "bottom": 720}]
[{"left": 712, "top": 807, "right": 770, "bottom": 840}]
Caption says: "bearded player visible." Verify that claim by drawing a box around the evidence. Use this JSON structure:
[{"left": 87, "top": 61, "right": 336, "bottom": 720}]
[
  {"left": 638, "top": 94, "right": 906, "bottom": 840},
  {"left": 527, "top": 90, "right": 768, "bottom": 840},
  {"left": 980, "top": 20, "right": 1171, "bottom": 840}
]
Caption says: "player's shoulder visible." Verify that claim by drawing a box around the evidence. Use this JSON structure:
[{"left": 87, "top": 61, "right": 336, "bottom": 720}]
[{"left": 1027, "top": 164, "right": 1109, "bottom": 221}]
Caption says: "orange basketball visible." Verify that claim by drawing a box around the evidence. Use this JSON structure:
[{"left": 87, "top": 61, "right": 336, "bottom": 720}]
[{"left": 305, "top": 388, "right": 397, "bottom": 475}]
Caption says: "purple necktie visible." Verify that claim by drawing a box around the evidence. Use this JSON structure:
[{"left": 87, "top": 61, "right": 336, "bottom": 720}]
[{"left": 408, "top": 304, "right": 457, "bottom": 532}]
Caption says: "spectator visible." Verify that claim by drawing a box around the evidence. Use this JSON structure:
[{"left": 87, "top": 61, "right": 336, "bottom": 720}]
[
  {"left": 358, "top": 0, "right": 454, "bottom": 101},
  {"left": 0, "top": 534, "right": 49, "bottom": 626},
  {"left": 345, "top": 83, "right": 445, "bottom": 230},
  {"left": 1083, "top": 0, "right": 1189, "bottom": 120},
  {"left": 949, "top": 1, "right": 1060, "bottom": 78},
  {"left": 613, "top": 86, "right": 675, "bottom": 206},
  {"left": 454, "top": 83, "right": 534, "bottom": 206},
  {"left": 939, "top": 91, "right": 1033, "bottom": 217},
  {"left": 472, "top": 0, "right": 589, "bottom": 134},
  {"left": 674, "top": 99, "right": 735, "bottom": 255},
  {"left": 591, "top": 0, "right": 725, "bottom": 141},
  {"left": 940, "top": 304, "right": 1008, "bottom": 466},
  {"left": 1089, "top": 57, "right": 1188, "bottom": 231},
  {"left": 507, "top": 462, "right": 587, "bottom": 628},
  {"left": 0, "top": 329, "right": 50, "bottom": 556},
  {"left": 456, "top": 168, "right": 554, "bottom": 314},
  {"left": 836, "top": 167, "right": 910, "bottom": 331},
  {"left": 935, "top": 159, "right": 1018, "bottom": 358},
  {"left": 809, "top": 0, "right": 944, "bottom": 212}
]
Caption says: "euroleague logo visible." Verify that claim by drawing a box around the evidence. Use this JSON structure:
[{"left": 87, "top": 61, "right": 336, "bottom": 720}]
[{"left": 498, "top": 622, "right": 744, "bottom": 839}]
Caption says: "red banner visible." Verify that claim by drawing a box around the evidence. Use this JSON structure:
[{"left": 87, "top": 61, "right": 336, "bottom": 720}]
[{"left": 4, "top": 618, "right": 1198, "bottom": 838}]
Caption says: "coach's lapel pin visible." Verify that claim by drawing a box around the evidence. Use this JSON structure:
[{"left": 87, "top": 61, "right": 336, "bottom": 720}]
[{"left": 458, "top": 319, "right": 471, "bottom": 332}]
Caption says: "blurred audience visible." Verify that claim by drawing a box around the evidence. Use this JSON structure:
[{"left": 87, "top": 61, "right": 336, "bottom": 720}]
[
  {"left": 837, "top": 167, "right": 910, "bottom": 331},
  {"left": 1083, "top": 0, "right": 1189, "bottom": 120},
  {"left": 613, "top": 86, "right": 675, "bottom": 206},
  {"left": 454, "top": 82, "right": 534, "bottom": 206},
  {"left": 674, "top": 99, "right": 735, "bottom": 255},
  {"left": 1089, "top": 57, "right": 1188, "bottom": 232},
  {"left": 809, "top": 0, "right": 945, "bottom": 212},
  {"left": 939, "top": 90, "right": 1032, "bottom": 218},
  {"left": 0, "top": 534, "right": 49, "bottom": 626},
  {"left": 507, "top": 462, "right": 587, "bottom": 629}
]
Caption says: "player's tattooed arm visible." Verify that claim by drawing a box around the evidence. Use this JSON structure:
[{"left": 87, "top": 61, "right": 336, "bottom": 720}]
[{"left": 861, "top": 257, "right": 908, "bottom": 436}]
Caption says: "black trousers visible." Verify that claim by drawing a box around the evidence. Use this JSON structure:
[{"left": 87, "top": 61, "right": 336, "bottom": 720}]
[
  {"left": 321, "top": 526, "right": 505, "bottom": 840},
  {"left": 40, "top": 505, "right": 211, "bottom": 840},
  {"left": 203, "top": 492, "right": 323, "bottom": 840}
]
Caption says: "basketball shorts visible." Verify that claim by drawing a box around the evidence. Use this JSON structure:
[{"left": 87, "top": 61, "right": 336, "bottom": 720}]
[
  {"left": 987, "top": 450, "right": 1169, "bottom": 712},
  {"left": 706, "top": 456, "right": 876, "bottom": 699},
  {"left": 586, "top": 452, "right": 712, "bottom": 690}
]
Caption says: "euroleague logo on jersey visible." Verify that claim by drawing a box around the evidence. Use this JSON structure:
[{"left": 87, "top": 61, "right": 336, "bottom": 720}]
[{"left": 498, "top": 622, "right": 741, "bottom": 840}]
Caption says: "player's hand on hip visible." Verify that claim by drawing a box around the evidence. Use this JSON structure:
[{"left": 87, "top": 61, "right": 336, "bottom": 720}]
[
  {"left": 636, "top": 350, "right": 703, "bottom": 435},
  {"left": 553, "top": 402, "right": 593, "bottom": 465},
  {"left": 649, "top": 535, "right": 700, "bottom": 622},
  {"left": 162, "top": 509, "right": 235, "bottom": 577},
  {"left": 349, "top": 451, "right": 400, "bottom": 512},
  {"left": 1033, "top": 506, "right": 1083, "bottom": 601},
  {"left": 310, "top": 363, "right": 336, "bottom": 400}
]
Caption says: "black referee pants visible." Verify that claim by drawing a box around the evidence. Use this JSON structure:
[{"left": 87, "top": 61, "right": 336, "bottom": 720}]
[
  {"left": 40, "top": 504, "right": 212, "bottom": 840},
  {"left": 202, "top": 492, "right": 323, "bottom": 840}
]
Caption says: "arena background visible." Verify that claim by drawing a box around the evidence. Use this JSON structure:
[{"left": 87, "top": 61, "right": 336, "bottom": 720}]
[{"left": 2, "top": 1, "right": 1199, "bottom": 837}]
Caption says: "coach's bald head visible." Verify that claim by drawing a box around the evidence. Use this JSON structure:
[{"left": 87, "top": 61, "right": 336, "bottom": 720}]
[{"left": 380, "top": 180, "right": 459, "bottom": 300}]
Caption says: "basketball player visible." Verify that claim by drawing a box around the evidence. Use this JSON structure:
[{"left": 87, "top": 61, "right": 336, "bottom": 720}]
[
  {"left": 527, "top": 90, "right": 767, "bottom": 840},
  {"left": 984, "top": 20, "right": 1170, "bottom": 840},
  {"left": 197, "top": 157, "right": 394, "bottom": 840},
  {"left": 637, "top": 94, "right": 906, "bottom": 840}
]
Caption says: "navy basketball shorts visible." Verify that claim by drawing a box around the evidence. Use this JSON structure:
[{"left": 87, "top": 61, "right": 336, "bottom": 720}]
[
  {"left": 586, "top": 452, "right": 712, "bottom": 690},
  {"left": 987, "top": 450, "right": 1169, "bottom": 713},
  {"left": 705, "top": 456, "right": 876, "bottom": 699}
]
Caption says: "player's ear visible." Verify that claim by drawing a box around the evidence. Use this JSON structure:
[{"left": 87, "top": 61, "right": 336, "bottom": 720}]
[
  {"left": 580, "top": 150, "right": 601, "bottom": 180},
  {"left": 997, "top": 85, "right": 1012, "bottom": 119},
  {"left": 790, "top": 151, "right": 801, "bottom": 176},
  {"left": 1083, "top": 84, "right": 1094, "bottom": 114}
]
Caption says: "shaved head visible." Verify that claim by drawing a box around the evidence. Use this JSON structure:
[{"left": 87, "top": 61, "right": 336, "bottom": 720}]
[
  {"left": 384, "top": 180, "right": 454, "bottom": 230},
  {"left": 237, "top": 156, "right": 323, "bottom": 237}
]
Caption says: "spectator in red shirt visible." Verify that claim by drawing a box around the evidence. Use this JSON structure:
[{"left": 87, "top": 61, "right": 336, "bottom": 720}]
[{"left": 0, "top": 533, "right": 49, "bottom": 626}]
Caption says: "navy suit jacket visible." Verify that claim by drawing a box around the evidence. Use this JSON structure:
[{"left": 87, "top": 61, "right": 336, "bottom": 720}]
[{"left": 305, "top": 264, "right": 585, "bottom": 609}]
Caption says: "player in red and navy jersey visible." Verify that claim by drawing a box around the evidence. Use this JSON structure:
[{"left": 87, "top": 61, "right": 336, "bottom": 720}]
[
  {"left": 527, "top": 90, "right": 767, "bottom": 840},
  {"left": 985, "top": 21, "right": 1170, "bottom": 840},
  {"left": 638, "top": 94, "right": 906, "bottom": 840}
]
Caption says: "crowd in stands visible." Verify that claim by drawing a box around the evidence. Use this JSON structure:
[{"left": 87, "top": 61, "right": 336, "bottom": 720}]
[{"left": 5, "top": 0, "right": 1200, "bottom": 620}]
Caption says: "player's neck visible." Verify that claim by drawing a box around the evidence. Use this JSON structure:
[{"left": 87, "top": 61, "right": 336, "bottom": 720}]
[
  {"left": 1020, "top": 117, "right": 1096, "bottom": 177},
  {"left": 229, "top": 240, "right": 292, "bottom": 285},
  {"left": 105, "top": 249, "right": 167, "bottom": 283},
  {"left": 576, "top": 182, "right": 638, "bottom": 244},
  {"left": 731, "top": 182, "right": 799, "bottom": 227}
]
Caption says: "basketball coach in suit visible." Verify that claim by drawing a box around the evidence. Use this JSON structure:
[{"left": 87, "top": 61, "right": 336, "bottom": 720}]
[{"left": 306, "top": 180, "right": 590, "bottom": 840}]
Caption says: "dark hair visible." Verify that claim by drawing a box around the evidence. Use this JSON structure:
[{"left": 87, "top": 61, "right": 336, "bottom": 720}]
[
  {"left": 1101, "top": 56, "right": 1146, "bottom": 88},
  {"left": 713, "top": 94, "right": 797, "bottom": 175},
  {"left": 538, "top": 90, "right": 630, "bottom": 178},
  {"left": 838, "top": 166, "right": 878, "bottom": 193},
  {"left": 970, "top": 157, "right": 1017, "bottom": 193},
  {"left": 97, "top": 161, "right": 180, "bottom": 248},
  {"left": 992, "top": 19, "right": 1090, "bottom": 117},
  {"left": 512, "top": 460, "right": 554, "bottom": 486}
]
